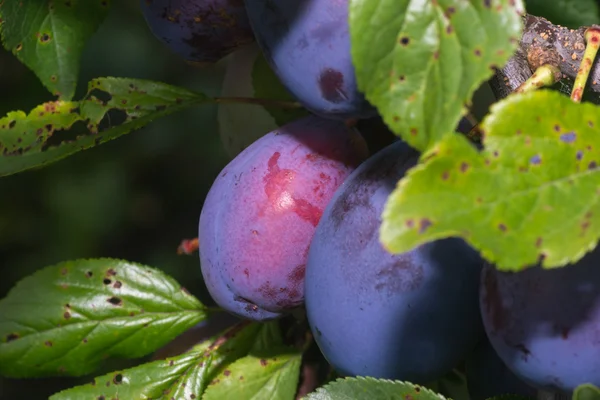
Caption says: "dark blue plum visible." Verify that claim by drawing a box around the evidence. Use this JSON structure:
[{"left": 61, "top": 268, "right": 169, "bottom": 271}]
[
  {"left": 466, "top": 337, "right": 536, "bottom": 400},
  {"left": 480, "top": 253, "right": 600, "bottom": 393},
  {"left": 304, "top": 140, "right": 484, "bottom": 383},
  {"left": 141, "top": 0, "right": 254, "bottom": 64},
  {"left": 199, "top": 115, "right": 368, "bottom": 321},
  {"left": 244, "top": 0, "right": 375, "bottom": 120}
]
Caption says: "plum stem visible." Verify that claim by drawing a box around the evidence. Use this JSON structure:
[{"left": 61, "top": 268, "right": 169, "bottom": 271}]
[
  {"left": 466, "top": 64, "right": 561, "bottom": 144},
  {"left": 214, "top": 96, "right": 305, "bottom": 110},
  {"left": 515, "top": 64, "right": 561, "bottom": 94},
  {"left": 177, "top": 237, "right": 199, "bottom": 255},
  {"left": 571, "top": 28, "right": 600, "bottom": 102}
]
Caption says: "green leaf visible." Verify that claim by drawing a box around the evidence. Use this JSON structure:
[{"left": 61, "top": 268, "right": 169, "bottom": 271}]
[
  {"left": 202, "top": 323, "right": 301, "bottom": 400},
  {"left": 349, "top": 0, "right": 524, "bottom": 152},
  {"left": 381, "top": 90, "right": 600, "bottom": 271},
  {"left": 251, "top": 49, "right": 309, "bottom": 126},
  {"left": 0, "top": 0, "right": 111, "bottom": 100},
  {"left": 0, "top": 77, "right": 209, "bottom": 177},
  {"left": 574, "top": 384, "right": 600, "bottom": 400},
  {"left": 303, "top": 377, "right": 447, "bottom": 400},
  {"left": 525, "top": 0, "right": 600, "bottom": 29},
  {"left": 202, "top": 348, "right": 302, "bottom": 400},
  {"left": 49, "top": 322, "right": 278, "bottom": 399},
  {"left": 0, "top": 258, "right": 207, "bottom": 378}
]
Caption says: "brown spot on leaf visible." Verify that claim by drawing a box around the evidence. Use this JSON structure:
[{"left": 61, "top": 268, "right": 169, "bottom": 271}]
[
  {"left": 113, "top": 374, "right": 123, "bottom": 384},
  {"left": 63, "top": 311, "right": 71, "bottom": 319},
  {"left": 260, "top": 359, "right": 268, "bottom": 366},
  {"left": 107, "top": 297, "right": 122, "bottom": 306},
  {"left": 113, "top": 281, "right": 122, "bottom": 289},
  {"left": 419, "top": 218, "right": 432, "bottom": 233}
]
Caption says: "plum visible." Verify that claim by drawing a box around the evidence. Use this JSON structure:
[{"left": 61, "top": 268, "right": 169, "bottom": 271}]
[
  {"left": 140, "top": 0, "right": 254, "bottom": 64},
  {"left": 199, "top": 115, "right": 369, "bottom": 321},
  {"left": 480, "top": 254, "right": 600, "bottom": 393},
  {"left": 304, "top": 140, "right": 484, "bottom": 382},
  {"left": 244, "top": 0, "right": 375, "bottom": 120},
  {"left": 465, "top": 337, "right": 536, "bottom": 400}
]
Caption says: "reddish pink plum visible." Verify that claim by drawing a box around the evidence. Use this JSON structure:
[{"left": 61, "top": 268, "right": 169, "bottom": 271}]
[{"left": 199, "top": 115, "right": 368, "bottom": 320}]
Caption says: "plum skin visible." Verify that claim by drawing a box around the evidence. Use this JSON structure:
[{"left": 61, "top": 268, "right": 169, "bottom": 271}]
[
  {"left": 199, "top": 115, "right": 369, "bottom": 321},
  {"left": 244, "top": 0, "right": 375, "bottom": 120},
  {"left": 465, "top": 337, "right": 536, "bottom": 400},
  {"left": 304, "top": 140, "right": 484, "bottom": 382},
  {"left": 140, "top": 0, "right": 254, "bottom": 63},
  {"left": 480, "top": 255, "right": 600, "bottom": 393}
]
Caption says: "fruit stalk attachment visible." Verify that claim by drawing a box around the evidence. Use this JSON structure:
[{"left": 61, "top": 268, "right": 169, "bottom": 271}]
[{"left": 571, "top": 27, "right": 600, "bottom": 102}]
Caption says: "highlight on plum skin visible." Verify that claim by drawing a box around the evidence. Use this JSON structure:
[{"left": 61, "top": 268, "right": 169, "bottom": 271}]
[
  {"left": 199, "top": 115, "right": 369, "bottom": 321},
  {"left": 140, "top": 0, "right": 255, "bottom": 64}
]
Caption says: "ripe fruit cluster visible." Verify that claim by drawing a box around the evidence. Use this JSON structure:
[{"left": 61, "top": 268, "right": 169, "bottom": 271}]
[{"left": 141, "top": 0, "right": 600, "bottom": 395}]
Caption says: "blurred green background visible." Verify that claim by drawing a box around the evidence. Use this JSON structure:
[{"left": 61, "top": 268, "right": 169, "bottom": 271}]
[{"left": 0, "top": 1, "right": 232, "bottom": 398}]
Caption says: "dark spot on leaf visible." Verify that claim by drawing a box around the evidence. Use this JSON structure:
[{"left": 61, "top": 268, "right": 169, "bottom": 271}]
[
  {"left": 8, "top": 120, "right": 16, "bottom": 129},
  {"left": 107, "top": 297, "right": 122, "bottom": 306},
  {"left": 460, "top": 162, "right": 469, "bottom": 172},
  {"left": 535, "top": 237, "right": 543, "bottom": 248},
  {"left": 45, "top": 340, "right": 53, "bottom": 347},
  {"left": 40, "top": 33, "right": 50, "bottom": 42},
  {"left": 498, "top": 223, "right": 507, "bottom": 232},
  {"left": 113, "top": 374, "right": 123, "bottom": 384},
  {"left": 410, "top": 128, "right": 418, "bottom": 136},
  {"left": 5, "top": 333, "right": 19, "bottom": 342},
  {"left": 446, "top": 25, "right": 453, "bottom": 34},
  {"left": 530, "top": 154, "right": 541, "bottom": 165},
  {"left": 419, "top": 218, "right": 432, "bottom": 234},
  {"left": 181, "top": 286, "right": 190, "bottom": 295},
  {"left": 415, "top": 386, "right": 421, "bottom": 393},
  {"left": 588, "top": 121, "right": 594, "bottom": 127},
  {"left": 474, "top": 48, "right": 482, "bottom": 56},
  {"left": 103, "top": 278, "right": 111, "bottom": 285},
  {"left": 224, "top": 370, "right": 231, "bottom": 376},
  {"left": 97, "top": 396, "right": 105, "bottom": 400},
  {"left": 400, "top": 36, "right": 410, "bottom": 46},
  {"left": 538, "top": 253, "right": 547, "bottom": 263},
  {"left": 64, "top": 311, "right": 71, "bottom": 319},
  {"left": 113, "top": 281, "right": 122, "bottom": 289},
  {"left": 60, "top": 267, "right": 68, "bottom": 275},
  {"left": 260, "top": 359, "right": 268, "bottom": 366},
  {"left": 589, "top": 161, "right": 598, "bottom": 170},
  {"left": 106, "top": 268, "right": 117, "bottom": 276},
  {"left": 577, "top": 150, "right": 584, "bottom": 160},
  {"left": 560, "top": 132, "right": 576, "bottom": 143},
  {"left": 85, "top": 271, "right": 93, "bottom": 278},
  {"left": 156, "top": 105, "right": 167, "bottom": 111},
  {"left": 399, "top": 75, "right": 405, "bottom": 81},
  {"left": 554, "top": 124, "right": 561, "bottom": 132},
  {"left": 442, "top": 171, "right": 449, "bottom": 180},
  {"left": 406, "top": 219, "right": 414, "bottom": 228},
  {"left": 83, "top": 338, "right": 88, "bottom": 343}
]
